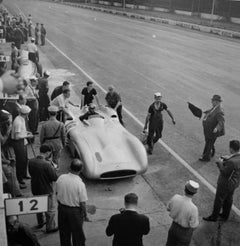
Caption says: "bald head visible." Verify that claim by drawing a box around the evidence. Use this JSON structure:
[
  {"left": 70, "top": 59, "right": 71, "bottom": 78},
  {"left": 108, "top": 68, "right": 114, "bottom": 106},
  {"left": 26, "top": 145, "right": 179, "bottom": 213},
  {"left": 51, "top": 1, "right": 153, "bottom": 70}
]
[{"left": 70, "top": 159, "right": 83, "bottom": 173}]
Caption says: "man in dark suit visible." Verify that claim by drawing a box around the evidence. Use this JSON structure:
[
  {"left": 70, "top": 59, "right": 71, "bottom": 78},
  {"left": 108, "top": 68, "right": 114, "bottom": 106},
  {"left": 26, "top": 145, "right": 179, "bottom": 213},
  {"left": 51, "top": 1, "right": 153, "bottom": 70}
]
[
  {"left": 199, "top": 94, "right": 225, "bottom": 162},
  {"left": 106, "top": 193, "right": 150, "bottom": 246},
  {"left": 203, "top": 140, "right": 240, "bottom": 221}
]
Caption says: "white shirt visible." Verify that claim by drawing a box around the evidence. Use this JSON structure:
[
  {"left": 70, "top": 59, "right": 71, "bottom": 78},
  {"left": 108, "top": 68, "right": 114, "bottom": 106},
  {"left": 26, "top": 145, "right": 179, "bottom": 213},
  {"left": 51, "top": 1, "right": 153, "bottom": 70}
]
[
  {"left": 25, "top": 85, "right": 38, "bottom": 99},
  {"left": 56, "top": 173, "right": 88, "bottom": 207},
  {"left": 11, "top": 115, "right": 28, "bottom": 144},
  {"left": 27, "top": 42, "right": 38, "bottom": 53},
  {"left": 51, "top": 94, "right": 69, "bottom": 109},
  {"left": 167, "top": 194, "right": 199, "bottom": 228}
]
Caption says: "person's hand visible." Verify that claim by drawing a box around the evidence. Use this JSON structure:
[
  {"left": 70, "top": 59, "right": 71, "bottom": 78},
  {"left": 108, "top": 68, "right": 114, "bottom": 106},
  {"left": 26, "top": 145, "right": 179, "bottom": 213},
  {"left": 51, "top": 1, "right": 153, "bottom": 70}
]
[
  {"left": 84, "top": 216, "right": 92, "bottom": 222},
  {"left": 1, "top": 70, "right": 20, "bottom": 95},
  {"left": 172, "top": 119, "right": 176, "bottom": 125},
  {"left": 213, "top": 128, "right": 218, "bottom": 133},
  {"left": 26, "top": 132, "right": 33, "bottom": 138}
]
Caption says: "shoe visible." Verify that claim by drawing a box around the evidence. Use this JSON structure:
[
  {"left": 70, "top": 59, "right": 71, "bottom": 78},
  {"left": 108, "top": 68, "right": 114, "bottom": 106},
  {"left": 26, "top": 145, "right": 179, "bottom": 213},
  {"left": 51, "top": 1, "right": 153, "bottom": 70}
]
[
  {"left": 203, "top": 215, "right": 217, "bottom": 222},
  {"left": 147, "top": 149, "right": 152, "bottom": 155},
  {"left": 199, "top": 158, "right": 210, "bottom": 162},
  {"left": 19, "top": 180, "right": 26, "bottom": 185},
  {"left": 24, "top": 176, "right": 31, "bottom": 179},
  {"left": 35, "top": 222, "right": 46, "bottom": 229},
  {"left": 20, "top": 184, "right": 27, "bottom": 189},
  {"left": 218, "top": 213, "right": 228, "bottom": 221},
  {"left": 46, "top": 227, "right": 58, "bottom": 233}
]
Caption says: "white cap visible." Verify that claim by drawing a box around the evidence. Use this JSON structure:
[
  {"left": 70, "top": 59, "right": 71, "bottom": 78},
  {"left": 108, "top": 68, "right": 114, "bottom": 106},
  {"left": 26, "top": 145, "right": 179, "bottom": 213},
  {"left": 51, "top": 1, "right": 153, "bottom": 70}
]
[
  {"left": 89, "top": 103, "right": 96, "bottom": 109},
  {"left": 185, "top": 180, "right": 199, "bottom": 194},
  {"left": 31, "top": 37, "right": 35, "bottom": 41},
  {"left": 154, "top": 92, "right": 162, "bottom": 97},
  {"left": 44, "top": 70, "right": 50, "bottom": 77},
  {"left": 48, "top": 106, "right": 59, "bottom": 113},
  {"left": 20, "top": 105, "right": 31, "bottom": 114},
  {"left": 29, "top": 75, "right": 37, "bottom": 81}
]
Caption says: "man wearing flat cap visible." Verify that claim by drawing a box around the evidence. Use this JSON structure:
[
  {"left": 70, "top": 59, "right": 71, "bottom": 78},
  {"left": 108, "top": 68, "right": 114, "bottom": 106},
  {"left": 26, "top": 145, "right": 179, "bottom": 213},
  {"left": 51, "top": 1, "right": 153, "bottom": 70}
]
[
  {"left": 165, "top": 180, "right": 199, "bottom": 246},
  {"left": 143, "top": 92, "right": 175, "bottom": 155},
  {"left": 11, "top": 105, "right": 33, "bottom": 185},
  {"left": 199, "top": 95, "right": 225, "bottom": 162},
  {"left": 40, "top": 106, "right": 65, "bottom": 168}
]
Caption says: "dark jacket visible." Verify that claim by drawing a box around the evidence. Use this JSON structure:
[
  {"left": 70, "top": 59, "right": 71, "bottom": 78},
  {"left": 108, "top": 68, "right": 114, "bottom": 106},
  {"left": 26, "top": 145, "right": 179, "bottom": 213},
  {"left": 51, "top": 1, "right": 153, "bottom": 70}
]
[
  {"left": 218, "top": 153, "right": 240, "bottom": 190},
  {"left": 106, "top": 210, "right": 150, "bottom": 246},
  {"left": 202, "top": 105, "right": 225, "bottom": 139},
  {"left": 29, "top": 156, "right": 57, "bottom": 195},
  {"left": 51, "top": 85, "right": 62, "bottom": 101},
  {"left": 8, "top": 222, "right": 41, "bottom": 246}
]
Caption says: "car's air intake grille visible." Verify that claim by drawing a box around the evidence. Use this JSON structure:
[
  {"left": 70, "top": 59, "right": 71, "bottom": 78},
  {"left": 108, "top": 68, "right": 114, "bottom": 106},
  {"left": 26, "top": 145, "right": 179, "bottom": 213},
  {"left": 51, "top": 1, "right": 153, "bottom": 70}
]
[{"left": 100, "top": 170, "right": 137, "bottom": 179}]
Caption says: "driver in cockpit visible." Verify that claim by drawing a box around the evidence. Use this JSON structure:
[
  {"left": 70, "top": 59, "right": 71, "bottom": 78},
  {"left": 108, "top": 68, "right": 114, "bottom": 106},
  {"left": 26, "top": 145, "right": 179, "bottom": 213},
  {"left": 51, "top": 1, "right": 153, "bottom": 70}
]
[{"left": 79, "top": 103, "right": 103, "bottom": 125}]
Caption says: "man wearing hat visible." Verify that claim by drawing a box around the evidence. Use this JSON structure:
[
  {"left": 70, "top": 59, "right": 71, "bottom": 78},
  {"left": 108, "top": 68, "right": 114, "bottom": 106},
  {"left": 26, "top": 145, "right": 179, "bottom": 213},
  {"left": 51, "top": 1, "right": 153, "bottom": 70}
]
[
  {"left": 11, "top": 105, "right": 33, "bottom": 185},
  {"left": 38, "top": 71, "right": 50, "bottom": 121},
  {"left": 29, "top": 144, "right": 58, "bottom": 232},
  {"left": 165, "top": 180, "right": 199, "bottom": 246},
  {"left": 143, "top": 92, "right": 175, "bottom": 155},
  {"left": 40, "top": 106, "right": 65, "bottom": 167},
  {"left": 203, "top": 140, "right": 240, "bottom": 222},
  {"left": 199, "top": 94, "right": 225, "bottom": 162},
  {"left": 26, "top": 37, "right": 39, "bottom": 64}
]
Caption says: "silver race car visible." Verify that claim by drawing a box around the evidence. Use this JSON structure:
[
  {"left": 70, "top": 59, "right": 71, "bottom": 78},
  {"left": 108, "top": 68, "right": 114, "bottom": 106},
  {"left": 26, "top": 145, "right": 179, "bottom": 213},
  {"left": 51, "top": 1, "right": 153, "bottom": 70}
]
[{"left": 65, "top": 106, "right": 148, "bottom": 180}]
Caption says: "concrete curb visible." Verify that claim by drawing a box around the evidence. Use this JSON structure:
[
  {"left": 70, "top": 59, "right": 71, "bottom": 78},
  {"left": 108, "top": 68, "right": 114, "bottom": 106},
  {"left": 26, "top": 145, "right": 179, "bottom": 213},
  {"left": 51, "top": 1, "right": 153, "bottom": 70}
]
[{"left": 48, "top": 1, "right": 240, "bottom": 39}]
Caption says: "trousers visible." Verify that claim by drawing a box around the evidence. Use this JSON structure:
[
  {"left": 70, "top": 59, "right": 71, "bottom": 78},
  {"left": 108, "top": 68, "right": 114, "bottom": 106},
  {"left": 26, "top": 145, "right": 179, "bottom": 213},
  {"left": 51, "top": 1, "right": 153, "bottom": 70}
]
[
  {"left": 211, "top": 184, "right": 235, "bottom": 219},
  {"left": 202, "top": 136, "right": 217, "bottom": 160},
  {"left": 12, "top": 139, "right": 28, "bottom": 182},
  {"left": 147, "top": 121, "right": 163, "bottom": 152},
  {"left": 58, "top": 203, "right": 85, "bottom": 246},
  {"left": 36, "top": 194, "right": 56, "bottom": 231},
  {"left": 166, "top": 222, "right": 193, "bottom": 246}
]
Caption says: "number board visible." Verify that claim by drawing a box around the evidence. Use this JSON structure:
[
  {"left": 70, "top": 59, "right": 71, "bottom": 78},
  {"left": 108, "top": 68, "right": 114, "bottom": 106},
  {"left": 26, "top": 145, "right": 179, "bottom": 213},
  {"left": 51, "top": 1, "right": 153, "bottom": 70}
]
[
  {"left": 4, "top": 195, "right": 48, "bottom": 216},
  {"left": 0, "top": 55, "right": 9, "bottom": 62},
  {"left": 0, "top": 39, "right": 6, "bottom": 44}
]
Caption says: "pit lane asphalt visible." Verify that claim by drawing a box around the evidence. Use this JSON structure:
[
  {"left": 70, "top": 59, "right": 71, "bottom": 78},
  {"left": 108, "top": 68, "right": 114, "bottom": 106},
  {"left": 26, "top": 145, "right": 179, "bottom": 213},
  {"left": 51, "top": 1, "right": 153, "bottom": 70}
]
[{"left": 3, "top": 0, "right": 240, "bottom": 245}]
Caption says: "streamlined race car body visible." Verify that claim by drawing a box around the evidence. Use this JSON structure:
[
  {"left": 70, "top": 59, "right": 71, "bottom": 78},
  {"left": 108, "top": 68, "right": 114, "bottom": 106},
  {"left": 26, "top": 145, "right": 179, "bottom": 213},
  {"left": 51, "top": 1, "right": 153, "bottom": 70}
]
[{"left": 65, "top": 106, "right": 148, "bottom": 180}]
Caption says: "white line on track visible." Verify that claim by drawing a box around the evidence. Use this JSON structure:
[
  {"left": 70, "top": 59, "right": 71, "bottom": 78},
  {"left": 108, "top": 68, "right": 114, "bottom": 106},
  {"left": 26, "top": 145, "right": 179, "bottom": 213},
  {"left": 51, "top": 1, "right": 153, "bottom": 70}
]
[{"left": 14, "top": 3, "right": 240, "bottom": 217}]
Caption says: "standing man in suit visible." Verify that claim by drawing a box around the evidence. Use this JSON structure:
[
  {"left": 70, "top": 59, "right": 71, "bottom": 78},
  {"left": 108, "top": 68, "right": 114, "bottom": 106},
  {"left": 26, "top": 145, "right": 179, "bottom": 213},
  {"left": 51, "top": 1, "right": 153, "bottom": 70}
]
[
  {"left": 106, "top": 193, "right": 150, "bottom": 246},
  {"left": 203, "top": 140, "right": 240, "bottom": 222},
  {"left": 199, "top": 94, "right": 225, "bottom": 162}
]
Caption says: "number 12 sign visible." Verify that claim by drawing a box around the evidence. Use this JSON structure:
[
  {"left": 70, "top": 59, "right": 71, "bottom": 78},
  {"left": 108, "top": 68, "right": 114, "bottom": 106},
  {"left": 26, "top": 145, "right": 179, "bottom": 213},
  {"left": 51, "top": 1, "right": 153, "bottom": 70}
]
[{"left": 5, "top": 195, "right": 48, "bottom": 216}]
